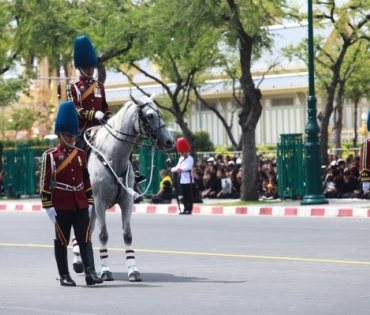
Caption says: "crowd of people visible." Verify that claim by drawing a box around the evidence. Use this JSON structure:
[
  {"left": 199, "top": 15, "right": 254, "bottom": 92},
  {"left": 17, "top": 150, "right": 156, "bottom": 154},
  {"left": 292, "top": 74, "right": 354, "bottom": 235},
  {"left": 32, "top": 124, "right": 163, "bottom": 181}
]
[
  {"left": 149, "top": 151, "right": 370, "bottom": 205},
  {"left": 322, "top": 155, "right": 366, "bottom": 199}
]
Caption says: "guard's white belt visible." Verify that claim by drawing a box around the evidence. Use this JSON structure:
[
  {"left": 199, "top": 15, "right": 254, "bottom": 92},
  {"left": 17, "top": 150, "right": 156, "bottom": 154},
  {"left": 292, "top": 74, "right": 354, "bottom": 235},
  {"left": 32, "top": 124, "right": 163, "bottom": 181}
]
[{"left": 54, "top": 182, "right": 84, "bottom": 192}]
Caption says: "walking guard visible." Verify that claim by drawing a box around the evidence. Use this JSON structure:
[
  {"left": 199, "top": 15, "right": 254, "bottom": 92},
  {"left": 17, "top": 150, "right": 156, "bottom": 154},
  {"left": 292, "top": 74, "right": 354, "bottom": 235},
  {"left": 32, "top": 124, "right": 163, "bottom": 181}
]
[{"left": 40, "top": 101, "right": 103, "bottom": 287}]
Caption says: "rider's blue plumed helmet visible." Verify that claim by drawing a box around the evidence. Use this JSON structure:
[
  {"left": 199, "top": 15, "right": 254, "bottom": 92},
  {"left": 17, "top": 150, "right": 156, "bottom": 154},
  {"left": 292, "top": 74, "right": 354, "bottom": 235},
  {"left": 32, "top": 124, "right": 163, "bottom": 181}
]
[
  {"left": 74, "top": 35, "right": 97, "bottom": 68},
  {"left": 54, "top": 101, "right": 79, "bottom": 136}
]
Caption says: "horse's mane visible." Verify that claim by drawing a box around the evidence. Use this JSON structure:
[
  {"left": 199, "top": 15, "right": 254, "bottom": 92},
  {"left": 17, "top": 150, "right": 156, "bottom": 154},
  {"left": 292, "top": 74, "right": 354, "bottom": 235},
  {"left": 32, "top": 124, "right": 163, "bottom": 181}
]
[{"left": 94, "top": 101, "right": 136, "bottom": 148}]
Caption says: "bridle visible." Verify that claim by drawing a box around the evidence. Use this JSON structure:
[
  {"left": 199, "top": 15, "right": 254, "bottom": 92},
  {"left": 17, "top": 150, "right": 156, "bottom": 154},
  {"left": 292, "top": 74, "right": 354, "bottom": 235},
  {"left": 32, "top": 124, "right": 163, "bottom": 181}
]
[{"left": 98, "top": 102, "right": 167, "bottom": 149}]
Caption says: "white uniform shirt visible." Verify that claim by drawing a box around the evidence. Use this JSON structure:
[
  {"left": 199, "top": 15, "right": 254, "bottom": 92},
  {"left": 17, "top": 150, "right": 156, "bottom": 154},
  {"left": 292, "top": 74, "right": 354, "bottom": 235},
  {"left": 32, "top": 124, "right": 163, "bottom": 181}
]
[{"left": 171, "top": 155, "right": 194, "bottom": 184}]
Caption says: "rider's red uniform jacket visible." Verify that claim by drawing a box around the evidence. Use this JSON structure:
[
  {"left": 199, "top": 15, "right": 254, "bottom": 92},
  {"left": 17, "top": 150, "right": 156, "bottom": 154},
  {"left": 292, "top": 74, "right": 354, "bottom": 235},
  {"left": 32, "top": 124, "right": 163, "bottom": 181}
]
[
  {"left": 66, "top": 76, "right": 112, "bottom": 131},
  {"left": 40, "top": 144, "right": 93, "bottom": 210}
]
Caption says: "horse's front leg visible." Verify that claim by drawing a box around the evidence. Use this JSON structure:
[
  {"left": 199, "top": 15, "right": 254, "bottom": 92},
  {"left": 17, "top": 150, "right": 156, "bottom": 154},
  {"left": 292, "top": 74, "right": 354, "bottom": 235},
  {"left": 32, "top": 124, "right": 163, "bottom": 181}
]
[
  {"left": 95, "top": 202, "right": 115, "bottom": 282},
  {"left": 121, "top": 198, "right": 142, "bottom": 282}
]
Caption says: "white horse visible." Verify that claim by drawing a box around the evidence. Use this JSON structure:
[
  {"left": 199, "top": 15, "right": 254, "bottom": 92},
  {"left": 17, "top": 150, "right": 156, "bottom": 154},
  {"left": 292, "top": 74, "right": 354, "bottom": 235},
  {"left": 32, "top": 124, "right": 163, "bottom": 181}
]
[{"left": 73, "top": 94, "right": 174, "bottom": 282}]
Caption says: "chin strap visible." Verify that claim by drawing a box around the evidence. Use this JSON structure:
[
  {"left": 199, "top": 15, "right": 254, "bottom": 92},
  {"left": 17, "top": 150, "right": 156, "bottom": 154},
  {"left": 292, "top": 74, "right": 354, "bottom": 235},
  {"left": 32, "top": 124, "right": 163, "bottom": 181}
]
[
  {"left": 78, "top": 67, "right": 94, "bottom": 80},
  {"left": 59, "top": 133, "right": 76, "bottom": 149}
]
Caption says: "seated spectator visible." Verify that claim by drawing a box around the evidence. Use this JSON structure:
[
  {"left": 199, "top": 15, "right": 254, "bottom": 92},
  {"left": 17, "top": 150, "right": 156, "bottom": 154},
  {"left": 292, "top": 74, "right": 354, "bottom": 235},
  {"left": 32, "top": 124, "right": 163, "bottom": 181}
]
[
  {"left": 262, "top": 170, "right": 278, "bottom": 200},
  {"left": 203, "top": 170, "right": 223, "bottom": 199},
  {"left": 324, "top": 169, "right": 344, "bottom": 198},
  {"left": 202, "top": 170, "right": 216, "bottom": 198},
  {"left": 231, "top": 171, "right": 241, "bottom": 199},
  {"left": 193, "top": 168, "right": 205, "bottom": 194},
  {"left": 150, "top": 169, "right": 173, "bottom": 204},
  {"left": 337, "top": 170, "right": 362, "bottom": 199}
]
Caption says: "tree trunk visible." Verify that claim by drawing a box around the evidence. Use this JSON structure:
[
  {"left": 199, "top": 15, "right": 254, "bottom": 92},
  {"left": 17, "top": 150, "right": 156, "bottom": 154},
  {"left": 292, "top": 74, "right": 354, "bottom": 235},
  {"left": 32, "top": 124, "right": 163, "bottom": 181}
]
[
  {"left": 238, "top": 34, "right": 262, "bottom": 201},
  {"left": 97, "top": 63, "right": 107, "bottom": 84},
  {"left": 319, "top": 43, "right": 350, "bottom": 165},
  {"left": 320, "top": 80, "right": 337, "bottom": 165},
  {"left": 352, "top": 99, "right": 359, "bottom": 148},
  {"left": 194, "top": 89, "right": 240, "bottom": 150},
  {"left": 333, "top": 82, "right": 345, "bottom": 158}
]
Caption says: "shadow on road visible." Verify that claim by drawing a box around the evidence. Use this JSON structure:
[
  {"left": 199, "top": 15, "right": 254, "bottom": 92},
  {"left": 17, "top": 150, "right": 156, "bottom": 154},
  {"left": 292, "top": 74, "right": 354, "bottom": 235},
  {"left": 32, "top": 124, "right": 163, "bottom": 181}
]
[{"left": 111, "top": 272, "right": 246, "bottom": 284}]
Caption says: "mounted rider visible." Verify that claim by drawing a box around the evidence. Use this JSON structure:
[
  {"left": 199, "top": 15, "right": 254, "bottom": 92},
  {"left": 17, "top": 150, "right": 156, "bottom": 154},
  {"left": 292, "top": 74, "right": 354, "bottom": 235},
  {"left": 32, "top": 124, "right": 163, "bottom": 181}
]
[
  {"left": 66, "top": 35, "right": 146, "bottom": 187},
  {"left": 66, "top": 35, "right": 112, "bottom": 148}
]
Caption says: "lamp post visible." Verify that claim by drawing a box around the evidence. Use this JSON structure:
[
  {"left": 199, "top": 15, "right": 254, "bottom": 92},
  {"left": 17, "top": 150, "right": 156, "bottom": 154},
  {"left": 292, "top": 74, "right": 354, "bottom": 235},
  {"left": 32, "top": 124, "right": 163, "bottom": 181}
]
[{"left": 300, "top": 0, "right": 328, "bottom": 205}]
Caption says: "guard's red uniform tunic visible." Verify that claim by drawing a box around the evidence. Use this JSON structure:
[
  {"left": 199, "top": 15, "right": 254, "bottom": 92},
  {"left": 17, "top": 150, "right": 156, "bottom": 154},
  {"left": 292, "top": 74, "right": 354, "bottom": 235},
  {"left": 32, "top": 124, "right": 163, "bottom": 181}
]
[
  {"left": 40, "top": 144, "right": 93, "bottom": 210},
  {"left": 66, "top": 76, "right": 111, "bottom": 131},
  {"left": 360, "top": 138, "right": 370, "bottom": 182}
]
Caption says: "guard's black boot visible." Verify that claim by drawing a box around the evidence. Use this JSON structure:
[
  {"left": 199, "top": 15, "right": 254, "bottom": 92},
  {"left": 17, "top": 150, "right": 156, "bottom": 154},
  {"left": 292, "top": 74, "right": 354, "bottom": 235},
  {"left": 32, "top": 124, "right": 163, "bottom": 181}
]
[
  {"left": 79, "top": 242, "right": 103, "bottom": 286},
  {"left": 54, "top": 239, "right": 76, "bottom": 287}
]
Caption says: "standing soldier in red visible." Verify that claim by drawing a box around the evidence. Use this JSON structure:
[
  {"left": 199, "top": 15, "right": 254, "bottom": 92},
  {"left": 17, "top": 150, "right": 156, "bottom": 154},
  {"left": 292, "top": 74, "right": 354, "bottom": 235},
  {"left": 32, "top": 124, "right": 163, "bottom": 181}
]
[
  {"left": 171, "top": 137, "right": 195, "bottom": 215},
  {"left": 40, "top": 101, "right": 103, "bottom": 286}
]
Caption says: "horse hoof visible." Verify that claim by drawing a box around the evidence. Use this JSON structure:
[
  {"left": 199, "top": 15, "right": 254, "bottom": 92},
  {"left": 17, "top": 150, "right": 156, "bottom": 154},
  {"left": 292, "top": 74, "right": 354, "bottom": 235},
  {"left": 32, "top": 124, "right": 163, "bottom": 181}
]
[
  {"left": 73, "top": 261, "right": 84, "bottom": 274},
  {"left": 101, "top": 270, "right": 114, "bottom": 281},
  {"left": 128, "top": 271, "right": 142, "bottom": 282}
]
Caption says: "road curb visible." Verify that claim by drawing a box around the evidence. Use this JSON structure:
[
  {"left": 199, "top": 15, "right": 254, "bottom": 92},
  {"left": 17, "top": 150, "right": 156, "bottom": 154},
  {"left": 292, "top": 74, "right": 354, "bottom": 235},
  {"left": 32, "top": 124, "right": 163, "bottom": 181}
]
[{"left": 1, "top": 202, "right": 370, "bottom": 217}]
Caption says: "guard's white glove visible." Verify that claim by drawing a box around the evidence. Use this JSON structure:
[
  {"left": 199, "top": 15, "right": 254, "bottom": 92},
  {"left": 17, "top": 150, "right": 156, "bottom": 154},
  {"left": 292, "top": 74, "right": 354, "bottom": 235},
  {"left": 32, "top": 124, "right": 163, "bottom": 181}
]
[
  {"left": 94, "top": 110, "right": 105, "bottom": 120},
  {"left": 88, "top": 204, "right": 93, "bottom": 217},
  {"left": 363, "top": 181, "right": 370, "bottom": 192},
  {"left": 46, "top": 207, "right": 57, "bottom": 224}
]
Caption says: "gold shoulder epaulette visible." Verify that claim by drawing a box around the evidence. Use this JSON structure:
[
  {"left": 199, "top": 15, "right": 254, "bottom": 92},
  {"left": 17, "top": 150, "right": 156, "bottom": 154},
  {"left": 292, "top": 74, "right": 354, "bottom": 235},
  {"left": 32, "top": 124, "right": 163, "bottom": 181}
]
[{"left": 46, "top": 148, "right": 57, "bottom": 154}]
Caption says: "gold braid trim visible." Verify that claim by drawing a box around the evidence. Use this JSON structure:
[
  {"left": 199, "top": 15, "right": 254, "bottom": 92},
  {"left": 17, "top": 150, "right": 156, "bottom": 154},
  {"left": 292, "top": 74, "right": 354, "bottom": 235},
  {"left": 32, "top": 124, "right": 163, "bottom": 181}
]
[
  {"left": 55, "top": 223, "right": 68, "bottom": 247},
  {"left": 85, "top": 220, "right": 92, "bottom": 243}
]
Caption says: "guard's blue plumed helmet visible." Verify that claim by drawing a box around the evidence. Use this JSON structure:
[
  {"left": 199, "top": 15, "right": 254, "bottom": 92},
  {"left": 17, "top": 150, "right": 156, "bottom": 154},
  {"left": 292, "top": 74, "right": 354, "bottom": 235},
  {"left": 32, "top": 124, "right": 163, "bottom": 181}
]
[
  {"left": 54, "top": 101, "right": 79, "bottom": 136},
  {"left": 74, "top": 35, "right": 97, "bottom": 68}
]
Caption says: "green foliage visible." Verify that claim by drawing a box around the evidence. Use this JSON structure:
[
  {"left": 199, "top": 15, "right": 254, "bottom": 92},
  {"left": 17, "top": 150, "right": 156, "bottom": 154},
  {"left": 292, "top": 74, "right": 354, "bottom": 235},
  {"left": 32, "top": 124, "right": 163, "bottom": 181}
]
[
  {"left": 2, "top": 138, "right": 49, "bottom": 149},
  {"left": 257, "top": 145, "right": 277, "bottom": 151},
  {"left": 5, "top": 107, "right": 37, "bottom": 134},
  {"left": 214, "top": 146, "right": 234, "bottom": 152},
  {"left": 194, "top": 130, "right": 214, "bottom": 152}
]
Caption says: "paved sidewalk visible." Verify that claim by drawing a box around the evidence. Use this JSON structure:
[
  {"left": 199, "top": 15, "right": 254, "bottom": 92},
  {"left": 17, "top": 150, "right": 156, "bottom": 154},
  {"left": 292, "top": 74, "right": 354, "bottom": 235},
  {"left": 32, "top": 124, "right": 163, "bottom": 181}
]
[{"left": 1, "top": 197, "right": 369, "bottom": 217}]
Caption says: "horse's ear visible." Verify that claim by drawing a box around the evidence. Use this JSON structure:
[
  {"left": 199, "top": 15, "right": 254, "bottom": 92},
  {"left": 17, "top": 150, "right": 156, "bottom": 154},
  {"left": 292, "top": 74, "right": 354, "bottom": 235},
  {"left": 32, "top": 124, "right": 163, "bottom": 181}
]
[
  {"left": 130, "top": 95, "right": 145, "bottom": 106},
  {"left": 149, "top": 93, "right": 156, "bottom": 101}
]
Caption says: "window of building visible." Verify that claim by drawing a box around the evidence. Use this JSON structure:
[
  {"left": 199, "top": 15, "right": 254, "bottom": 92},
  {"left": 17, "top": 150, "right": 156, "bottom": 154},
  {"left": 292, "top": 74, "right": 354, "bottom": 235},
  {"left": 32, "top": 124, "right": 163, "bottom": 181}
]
[{"left": 271, "top": 98, "right": 294, "bottom": 106}]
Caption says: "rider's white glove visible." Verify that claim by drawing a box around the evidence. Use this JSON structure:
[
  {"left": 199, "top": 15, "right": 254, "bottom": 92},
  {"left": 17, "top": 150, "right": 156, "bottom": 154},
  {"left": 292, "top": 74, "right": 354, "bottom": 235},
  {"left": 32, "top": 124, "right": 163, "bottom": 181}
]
[
  {"left": 94, "top": 110, "right": 105, "bottom": 120},
  {"left": 46, "top": 207, "right": 57, "bottom": 224},
  {"left": 88, "top": 204, "right": 93, "bottom": 217}
]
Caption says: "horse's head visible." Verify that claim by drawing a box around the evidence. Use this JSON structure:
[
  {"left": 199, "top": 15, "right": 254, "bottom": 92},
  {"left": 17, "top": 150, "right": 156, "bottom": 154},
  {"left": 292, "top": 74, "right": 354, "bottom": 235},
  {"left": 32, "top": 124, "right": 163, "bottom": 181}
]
[{"left": 130, "top": 94, "right": 175, "bottom": 151}]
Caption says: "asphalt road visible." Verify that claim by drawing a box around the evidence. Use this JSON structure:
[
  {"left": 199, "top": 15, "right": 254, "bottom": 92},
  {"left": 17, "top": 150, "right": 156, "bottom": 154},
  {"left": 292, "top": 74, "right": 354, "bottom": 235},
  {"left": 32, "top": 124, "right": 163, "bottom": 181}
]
[{"left": 0, "top": 212, "right": 369, "bottom": 315}]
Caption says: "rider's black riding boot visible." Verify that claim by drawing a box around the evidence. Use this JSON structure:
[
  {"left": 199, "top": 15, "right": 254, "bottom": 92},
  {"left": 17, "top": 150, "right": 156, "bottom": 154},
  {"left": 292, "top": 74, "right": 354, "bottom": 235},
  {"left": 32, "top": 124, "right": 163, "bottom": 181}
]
[
  {"left": 134, "top": 170, "right": 146, "bottom": 185},
  {"left": 54, "top": 239, "right": 76, "bottom": 287},
  {"left": 79, "top": 242, "right": 103, "bottom": 286},
  {"left": 133, "top": 182, "right": 144, "bottom": 203}
]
